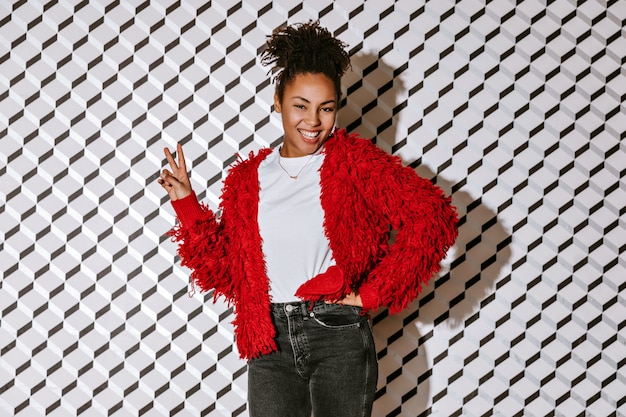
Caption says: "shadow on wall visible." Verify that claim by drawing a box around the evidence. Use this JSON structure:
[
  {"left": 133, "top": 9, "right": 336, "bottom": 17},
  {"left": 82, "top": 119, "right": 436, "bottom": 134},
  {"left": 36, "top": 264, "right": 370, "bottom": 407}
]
[{"left": 340, "top": 51, "right": 512, "bottom": 416}]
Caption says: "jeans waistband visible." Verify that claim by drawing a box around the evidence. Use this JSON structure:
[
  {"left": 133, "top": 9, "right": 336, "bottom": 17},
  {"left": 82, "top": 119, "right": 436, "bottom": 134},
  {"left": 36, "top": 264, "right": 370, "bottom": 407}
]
[{"left": 271, "top": 301, "right": 362, "bottom": 317}]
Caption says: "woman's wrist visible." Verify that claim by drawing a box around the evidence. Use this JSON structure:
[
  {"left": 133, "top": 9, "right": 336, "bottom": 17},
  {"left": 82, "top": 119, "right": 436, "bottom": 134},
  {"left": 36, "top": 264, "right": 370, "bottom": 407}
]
[
  {"left": 171, "top": 191, "right": 205, "bottom": 226},
  {"left": 172, "top": 189, "right": 192, "bottom": 201}
]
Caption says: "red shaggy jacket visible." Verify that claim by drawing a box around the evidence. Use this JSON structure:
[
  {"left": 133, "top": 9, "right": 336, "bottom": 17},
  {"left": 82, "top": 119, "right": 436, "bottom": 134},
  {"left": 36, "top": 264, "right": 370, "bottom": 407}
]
[{"left": 169, "top": 129, "right": 458, "bottom": 360}]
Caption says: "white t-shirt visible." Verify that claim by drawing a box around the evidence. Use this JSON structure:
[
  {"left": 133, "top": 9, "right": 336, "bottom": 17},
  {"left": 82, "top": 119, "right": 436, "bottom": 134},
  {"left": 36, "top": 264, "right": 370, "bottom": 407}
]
[{"left": 257, "top": 147, "right": 335, "bottom": 302}]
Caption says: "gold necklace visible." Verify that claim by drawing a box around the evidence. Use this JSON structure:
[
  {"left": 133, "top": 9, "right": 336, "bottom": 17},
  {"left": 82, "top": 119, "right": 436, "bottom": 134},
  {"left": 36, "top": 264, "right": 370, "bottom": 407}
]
[{"left": 277, "top": 148, "right": 315, "bottom": 180}]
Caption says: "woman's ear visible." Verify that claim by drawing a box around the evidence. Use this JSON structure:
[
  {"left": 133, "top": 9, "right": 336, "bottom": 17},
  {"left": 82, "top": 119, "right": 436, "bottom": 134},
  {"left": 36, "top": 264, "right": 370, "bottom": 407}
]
[{"left": 273, "top": 93, "right": 281, "bottom": 113}]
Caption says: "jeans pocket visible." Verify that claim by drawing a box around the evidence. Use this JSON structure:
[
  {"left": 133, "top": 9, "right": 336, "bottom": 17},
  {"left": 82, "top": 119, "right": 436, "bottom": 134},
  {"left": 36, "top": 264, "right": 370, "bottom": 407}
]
[{"left": 311, "top": 304, "right": 362, "bottom": 330}]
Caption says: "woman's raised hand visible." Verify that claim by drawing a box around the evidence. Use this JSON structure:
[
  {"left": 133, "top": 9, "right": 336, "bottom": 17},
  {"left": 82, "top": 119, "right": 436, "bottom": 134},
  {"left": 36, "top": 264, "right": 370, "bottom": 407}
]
[{"left": 158, "top": 143, "right": 193, "bottom": 201}]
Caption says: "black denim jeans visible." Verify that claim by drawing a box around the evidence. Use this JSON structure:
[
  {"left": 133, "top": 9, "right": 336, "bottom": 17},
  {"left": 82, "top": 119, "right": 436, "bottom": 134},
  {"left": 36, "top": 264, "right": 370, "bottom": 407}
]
[{"left": 248, "top": 301, "right": 378, "bottom": 417}]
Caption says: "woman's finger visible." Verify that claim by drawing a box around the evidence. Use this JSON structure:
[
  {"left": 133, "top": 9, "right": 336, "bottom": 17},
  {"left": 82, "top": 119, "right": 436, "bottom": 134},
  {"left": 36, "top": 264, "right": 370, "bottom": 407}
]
[
  {"left": 164, "top": 147, "right": 179, "bottom": 171},
  {"left": 159, "top": 170, "right": 168, "bottom": 184},
  {"left": 176, "top": 143, "right": 187, "bottom": 173},
  {"left": 158, "top": 175, "right": 170, "bottom": 187}
]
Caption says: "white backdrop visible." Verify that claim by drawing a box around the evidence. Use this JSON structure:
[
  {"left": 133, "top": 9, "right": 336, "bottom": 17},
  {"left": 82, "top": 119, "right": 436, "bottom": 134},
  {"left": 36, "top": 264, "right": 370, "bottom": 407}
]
[{"left": 1, "top": 1, "right": 624, "bottom": 416}]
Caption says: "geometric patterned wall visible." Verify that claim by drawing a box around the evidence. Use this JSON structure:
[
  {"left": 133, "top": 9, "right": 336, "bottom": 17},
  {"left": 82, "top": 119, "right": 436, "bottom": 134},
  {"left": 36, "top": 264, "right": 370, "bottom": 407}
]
[{"left": 1, "top": 1, "right": 624, "bottom": 416}]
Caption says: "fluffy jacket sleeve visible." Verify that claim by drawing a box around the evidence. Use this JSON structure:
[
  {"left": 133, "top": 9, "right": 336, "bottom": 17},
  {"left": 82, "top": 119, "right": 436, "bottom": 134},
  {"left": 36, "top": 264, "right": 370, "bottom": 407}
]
[
  {"left": 350, "top": 139, "right": 458, "bottom": 313},
  {"left": 168, "top": 191, "right": 234, "bottom": 301}
]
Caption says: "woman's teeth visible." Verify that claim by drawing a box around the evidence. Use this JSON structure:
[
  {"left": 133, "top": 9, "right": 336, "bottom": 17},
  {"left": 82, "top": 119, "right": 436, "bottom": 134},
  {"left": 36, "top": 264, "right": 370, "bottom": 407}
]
[{"left": 299, "top": 130, "right": 319, "bottom": 139}]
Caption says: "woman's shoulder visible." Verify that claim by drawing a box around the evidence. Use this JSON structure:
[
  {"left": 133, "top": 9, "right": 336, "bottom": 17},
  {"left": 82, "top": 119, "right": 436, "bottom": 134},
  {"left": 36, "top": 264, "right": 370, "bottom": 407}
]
[
  {"left": 224, "top": 147, "right": 273, "bottom": 183},
  {"left": 230, "top": 147, "right": 273, "bottom": 170},
  {"left": 328, "top": 129, "right": 397, "bottom": 163},
  {"left": 327, "top": 129, "right": 380, "bottom": 153}
]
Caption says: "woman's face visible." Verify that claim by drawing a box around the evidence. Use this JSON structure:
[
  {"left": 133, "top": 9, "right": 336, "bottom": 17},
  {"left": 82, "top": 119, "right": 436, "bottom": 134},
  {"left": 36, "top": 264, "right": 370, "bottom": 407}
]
[{"left": 274, "top": 72, "right": 337, "bottom": 157}]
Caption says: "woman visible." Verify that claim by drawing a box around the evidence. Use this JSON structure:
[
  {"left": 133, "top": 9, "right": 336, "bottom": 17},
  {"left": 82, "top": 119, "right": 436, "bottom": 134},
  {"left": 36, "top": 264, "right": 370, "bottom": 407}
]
[{"left": 158, "top": 21, "right": 457, "bottom": 417}]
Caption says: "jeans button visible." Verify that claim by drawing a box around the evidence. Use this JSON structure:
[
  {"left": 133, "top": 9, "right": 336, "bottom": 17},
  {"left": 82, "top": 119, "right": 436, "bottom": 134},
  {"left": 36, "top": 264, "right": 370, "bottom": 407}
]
[{"left": 285, "top": 304, "right": 294, "bottom": 312}]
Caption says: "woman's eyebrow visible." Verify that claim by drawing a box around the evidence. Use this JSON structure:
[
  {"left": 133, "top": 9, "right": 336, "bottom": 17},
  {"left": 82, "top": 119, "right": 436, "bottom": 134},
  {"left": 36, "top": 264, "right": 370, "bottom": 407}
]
[{"left": 290, "top": 96, "right": 336, "bottom": 105}]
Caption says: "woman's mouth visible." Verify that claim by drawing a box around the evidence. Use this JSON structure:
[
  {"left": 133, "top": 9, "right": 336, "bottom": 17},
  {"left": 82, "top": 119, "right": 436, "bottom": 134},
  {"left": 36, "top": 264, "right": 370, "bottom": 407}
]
[{"left": 299, "top": 129, "right": 321, "bottom": 142}]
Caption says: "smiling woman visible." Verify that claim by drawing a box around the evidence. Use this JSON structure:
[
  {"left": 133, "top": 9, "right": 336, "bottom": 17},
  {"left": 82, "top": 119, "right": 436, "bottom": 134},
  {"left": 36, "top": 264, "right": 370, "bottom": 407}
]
[{"left": 158, "top": 20, "right": 458, "bottom": 417}]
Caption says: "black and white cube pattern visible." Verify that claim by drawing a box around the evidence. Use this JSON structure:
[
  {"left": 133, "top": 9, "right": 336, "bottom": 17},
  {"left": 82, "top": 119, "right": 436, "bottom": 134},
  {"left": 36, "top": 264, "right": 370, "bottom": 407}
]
[{"left": 1, "top": 1, "right": 624, "bottom": 416}]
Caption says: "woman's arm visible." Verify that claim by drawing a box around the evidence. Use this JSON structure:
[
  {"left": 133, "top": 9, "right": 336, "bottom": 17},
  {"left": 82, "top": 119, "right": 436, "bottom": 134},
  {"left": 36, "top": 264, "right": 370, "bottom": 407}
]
[
  {"left": 352, "top": 142, "right": 458, "bottom": 313},
  {"left": 159, "top": 145, "right": 233, "bottom": 300}
]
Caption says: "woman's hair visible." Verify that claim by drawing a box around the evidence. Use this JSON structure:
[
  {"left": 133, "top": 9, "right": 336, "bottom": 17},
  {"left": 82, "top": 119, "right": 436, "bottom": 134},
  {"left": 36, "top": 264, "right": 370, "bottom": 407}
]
[{"left": 261, "top": 21, "right": 351, "bottom": 103}]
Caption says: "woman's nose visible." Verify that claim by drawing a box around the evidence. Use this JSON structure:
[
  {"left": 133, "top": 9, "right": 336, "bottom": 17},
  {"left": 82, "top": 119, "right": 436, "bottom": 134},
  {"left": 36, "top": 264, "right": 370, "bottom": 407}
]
[{"left": 305, "top": 110, "right": 321, "bottom": 126}]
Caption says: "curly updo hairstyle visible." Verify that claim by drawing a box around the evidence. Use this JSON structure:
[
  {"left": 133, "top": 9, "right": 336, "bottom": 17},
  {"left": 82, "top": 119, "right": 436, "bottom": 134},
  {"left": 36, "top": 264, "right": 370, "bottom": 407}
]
[{"left": 261, "top": 21, "right": 351, "bottom": 104}]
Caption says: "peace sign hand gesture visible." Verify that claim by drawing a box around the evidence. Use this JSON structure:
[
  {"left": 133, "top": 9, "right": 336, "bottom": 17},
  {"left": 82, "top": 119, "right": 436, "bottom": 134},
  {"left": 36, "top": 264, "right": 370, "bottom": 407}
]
[{"left": 158, "top": 143, "right": 193, "bottom": 201}]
